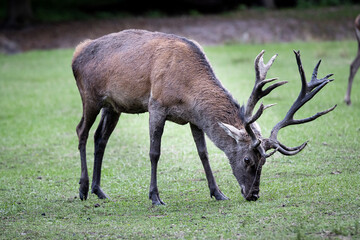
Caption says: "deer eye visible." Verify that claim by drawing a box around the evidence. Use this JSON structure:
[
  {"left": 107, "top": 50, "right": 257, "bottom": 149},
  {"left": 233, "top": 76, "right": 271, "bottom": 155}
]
[{"left": 244, "top": 157, "right": 251, "bottom": 165}]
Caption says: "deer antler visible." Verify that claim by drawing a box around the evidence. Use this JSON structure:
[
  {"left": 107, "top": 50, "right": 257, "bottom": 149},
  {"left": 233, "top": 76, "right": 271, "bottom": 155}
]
[
  {"left": 241, "top": 50, "right": 287, "bottom": 148},
  {"left": 263, "top": 50, "right": 337, "bottom": 156}
]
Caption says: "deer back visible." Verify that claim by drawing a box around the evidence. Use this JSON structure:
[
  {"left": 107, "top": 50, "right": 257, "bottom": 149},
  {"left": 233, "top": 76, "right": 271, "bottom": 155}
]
[{"left": 72, "top": 30, "right": 241, "bottom": 126}]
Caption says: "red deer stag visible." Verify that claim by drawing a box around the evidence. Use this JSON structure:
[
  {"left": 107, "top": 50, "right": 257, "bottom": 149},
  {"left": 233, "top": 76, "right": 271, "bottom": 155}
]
[
  {"left": 345, "top": 14, "right": 360, "bottom": 105},
  {"left": 72, "top": 30, "right": 336, "bottom": 204}
]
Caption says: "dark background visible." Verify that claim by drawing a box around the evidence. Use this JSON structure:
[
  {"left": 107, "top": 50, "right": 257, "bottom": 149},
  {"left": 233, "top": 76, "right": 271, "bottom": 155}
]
[{"left": 2, "top": 0, "right": 360, "bottom": 29}]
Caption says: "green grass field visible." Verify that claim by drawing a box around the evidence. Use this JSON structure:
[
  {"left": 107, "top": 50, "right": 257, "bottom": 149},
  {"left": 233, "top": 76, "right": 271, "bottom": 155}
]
[{"left": 1, "top": 41, "right": 359, "bottom": 239}]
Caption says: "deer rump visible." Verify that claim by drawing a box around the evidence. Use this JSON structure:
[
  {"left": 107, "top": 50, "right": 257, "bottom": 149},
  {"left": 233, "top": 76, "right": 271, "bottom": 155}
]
[{"left": 72, "top": 29, "right": 336, "bottom": 204}]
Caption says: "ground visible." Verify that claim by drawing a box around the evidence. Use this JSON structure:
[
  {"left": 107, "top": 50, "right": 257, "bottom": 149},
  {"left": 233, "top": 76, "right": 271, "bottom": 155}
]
[{"left": 0, "top": 6, "right": 358, "bottom": 53}]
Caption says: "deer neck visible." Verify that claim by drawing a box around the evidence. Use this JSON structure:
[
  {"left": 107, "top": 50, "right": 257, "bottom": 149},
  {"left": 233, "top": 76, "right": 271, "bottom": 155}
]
[{"left": 191, "top": 88, "right": 244, "bottom": 154}]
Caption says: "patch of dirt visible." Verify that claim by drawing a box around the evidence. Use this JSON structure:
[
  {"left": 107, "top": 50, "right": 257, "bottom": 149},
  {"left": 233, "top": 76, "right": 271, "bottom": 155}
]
[{"left": 0, "top": 8, "right": 357, "bottom": 53}]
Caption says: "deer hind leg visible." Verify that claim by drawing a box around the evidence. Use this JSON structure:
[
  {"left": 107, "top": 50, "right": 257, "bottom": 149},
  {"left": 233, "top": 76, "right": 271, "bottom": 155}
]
[
  {"left": 345, "top": 51, "right": 360, "bottom": 105},
  {"left": 76, "top": 104, "right": 101, "bottom": 200},
  {"left": 92, "top": 107, "right": 120, "bottom": 199},
  {"left": 190, "top": 123, "right": 229, "bottom": 201},
  {"left": 148, "top": 100, "right": 166, "bottom": 205}
]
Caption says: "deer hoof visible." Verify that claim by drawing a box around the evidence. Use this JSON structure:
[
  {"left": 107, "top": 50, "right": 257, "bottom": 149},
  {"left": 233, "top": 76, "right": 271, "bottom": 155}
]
[
  {"left": 345, "top": 98, "right": 352, "bottom": 106},
  {"left": 211, "top": 189, "right": 229, "bottom": 201},
  {"left": 79, "top": 189, "right": 88, "bottom": 201},
  {"left": 79, "top": 179, "right": 89, "bottom": 200},
  {"left": 92, "top": 186, "right": 109, "bottom": 199},
  {"left": 150, "top": 193, "right": 166, "bottom": 205},
  {"left": 152, "top": 199, "right": 166, "bottom": 205}
]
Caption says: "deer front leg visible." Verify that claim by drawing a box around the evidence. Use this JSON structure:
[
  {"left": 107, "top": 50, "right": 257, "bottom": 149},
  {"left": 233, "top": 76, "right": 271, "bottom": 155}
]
[
  {"left": 190, "top": 123, "right": 229, "bottom": 201},
  {"left": 148, "top": 102, "right": 166, "bottom": 205}
]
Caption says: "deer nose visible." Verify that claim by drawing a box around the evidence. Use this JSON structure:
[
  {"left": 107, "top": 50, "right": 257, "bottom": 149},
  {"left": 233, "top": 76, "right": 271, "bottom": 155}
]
[{"left": 246, "top": 193, "right": 259, "bottom": 201}]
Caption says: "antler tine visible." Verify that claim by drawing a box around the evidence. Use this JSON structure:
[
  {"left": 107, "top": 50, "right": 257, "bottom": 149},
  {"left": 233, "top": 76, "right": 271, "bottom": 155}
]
[
  {"left": 246, "top": 103, "right": 276, "bottom": 125},
  {"left": 240, "top": 51, "right": 289, "bottom": 157},
  {"left": 255, "top": 50, "right": 278, "bottom": 82},
  {"left": 277, "top": 142, "right": 307, "bottom": 156},
  {"left": 264, "top": 50, "right": 336, "bottom": 156},
  {"left": 309, "top": 59, "right": 334, "bottom": 91},
  {"left": 291, "top": 104, "right": 337, "bottom": 125},
  {"left": 241, "top": 50, "right": 288, "bottom": 152},
  {"left": 245, "top": 50, "right": 287, "bottom": 119},
  {"left": 294, "top": 50, "right": 308, "bottom": 98}
]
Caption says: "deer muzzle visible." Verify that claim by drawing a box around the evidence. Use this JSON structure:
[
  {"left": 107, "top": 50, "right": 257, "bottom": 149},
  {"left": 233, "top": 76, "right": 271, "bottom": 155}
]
[{"left": 241, "top": 185, "right": 260, "bottom": 201}]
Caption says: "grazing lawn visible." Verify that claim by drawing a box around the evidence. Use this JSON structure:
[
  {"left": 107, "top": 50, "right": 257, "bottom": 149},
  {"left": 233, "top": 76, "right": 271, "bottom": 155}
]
[{"left": 0, "top": 41, "right": 359, "bottom": 239}]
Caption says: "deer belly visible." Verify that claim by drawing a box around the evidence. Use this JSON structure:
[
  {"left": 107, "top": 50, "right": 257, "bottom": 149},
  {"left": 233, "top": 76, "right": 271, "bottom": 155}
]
[{"left": 102, "top": 94, "right": 149, "bottom": 114}]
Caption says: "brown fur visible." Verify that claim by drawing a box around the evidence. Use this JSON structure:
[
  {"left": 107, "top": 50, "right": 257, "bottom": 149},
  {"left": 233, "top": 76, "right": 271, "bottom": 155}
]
[
  {"left": 72, "top": 30, "right": 243, "bottom": 130},
  {"left": 72, "top": 29, "right": 253, "bottom": 203},
  {"left": 72, "top": 39, "right": 92, "bottom": 64}
]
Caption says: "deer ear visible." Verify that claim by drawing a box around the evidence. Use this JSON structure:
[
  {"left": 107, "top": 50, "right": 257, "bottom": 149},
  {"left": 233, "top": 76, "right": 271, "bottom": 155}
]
[{"left": 218, "top": 122, "right": 246, "bottom": 143}]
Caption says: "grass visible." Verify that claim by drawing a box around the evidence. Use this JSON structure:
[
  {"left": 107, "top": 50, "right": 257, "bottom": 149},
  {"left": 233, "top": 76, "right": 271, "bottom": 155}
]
[{"left": 0, "top": 40, "right": 359, "bottom": 239}]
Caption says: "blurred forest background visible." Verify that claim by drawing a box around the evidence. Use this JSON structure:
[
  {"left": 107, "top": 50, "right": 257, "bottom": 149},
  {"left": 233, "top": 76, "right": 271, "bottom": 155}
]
[
  {"left": 2, "top": 0, "right": 360, "bottom": 27},
  {"left": 1, "top": 0, "right": 360, "bottom": 53}
]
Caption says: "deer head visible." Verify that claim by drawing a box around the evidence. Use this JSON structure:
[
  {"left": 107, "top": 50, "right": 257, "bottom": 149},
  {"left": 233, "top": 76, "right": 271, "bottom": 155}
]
[{"left": 220, "top": 50, "right": 336, "bottom": 201}]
